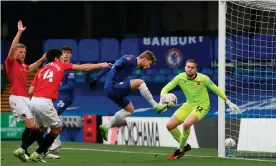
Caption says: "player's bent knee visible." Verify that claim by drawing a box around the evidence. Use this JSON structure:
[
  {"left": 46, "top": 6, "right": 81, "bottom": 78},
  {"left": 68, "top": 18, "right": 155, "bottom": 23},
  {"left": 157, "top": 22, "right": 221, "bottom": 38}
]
[
  {"left": 23, "top": 118, "right": 35, "bottom": 128},
  {"left": 124, "top": 102, "right": 134, "bottom": 113},
  {"left": 136, "top": 79, "right": 144, "bottom": 85},
  {"left": 39, "top": 126, "right": 48, "bottom": 132},
  {"left": 51, "top": 127, "right": 62, "bottom": 135},
  {"left": 130, "top": 79, "right": 144, "bottom": 89},
  {"left": 183, "top": 122, "right": 192, "bottom": 131},
  {"left": 166, "top": 123, "right": 174, "bottom": 131}
]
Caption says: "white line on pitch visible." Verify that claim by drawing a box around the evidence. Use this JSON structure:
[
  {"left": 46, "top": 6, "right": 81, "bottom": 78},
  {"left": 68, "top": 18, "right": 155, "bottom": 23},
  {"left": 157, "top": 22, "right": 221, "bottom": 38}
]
[{"left": 62, "top": 147, "right": 276, "bottom": 163}]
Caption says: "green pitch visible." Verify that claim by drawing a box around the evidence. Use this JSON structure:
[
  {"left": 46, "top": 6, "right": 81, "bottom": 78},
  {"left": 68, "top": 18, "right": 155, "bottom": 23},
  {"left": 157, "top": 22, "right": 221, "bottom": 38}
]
[{"left": 1, "top": 141, "right": 275, "bottom": 166}]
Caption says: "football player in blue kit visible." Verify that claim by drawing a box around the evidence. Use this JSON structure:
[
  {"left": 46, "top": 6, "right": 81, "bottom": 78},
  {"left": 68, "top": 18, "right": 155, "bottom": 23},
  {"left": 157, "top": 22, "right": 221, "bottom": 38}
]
[
  {"left": 90, "top": 51, "right": 168, "bottom": 140},
  {"left": 48, "top": 46, "right": 75, "bottom": 155}
]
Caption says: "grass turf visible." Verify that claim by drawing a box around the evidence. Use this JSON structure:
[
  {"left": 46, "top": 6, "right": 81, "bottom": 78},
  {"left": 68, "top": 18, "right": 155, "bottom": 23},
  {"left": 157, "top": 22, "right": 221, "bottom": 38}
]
[{"left": 1, "top": 141, "right": 275, "bottom": 166}]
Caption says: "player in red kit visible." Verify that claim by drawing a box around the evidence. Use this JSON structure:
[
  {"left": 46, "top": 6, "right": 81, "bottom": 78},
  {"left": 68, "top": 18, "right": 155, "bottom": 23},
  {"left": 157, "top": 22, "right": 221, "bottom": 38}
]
[
  {"left": 13, "top": 49, "right": 111, "bottom": 163},
  {"left": 5, "top": 21, "right": 50, "bottom": 160}
]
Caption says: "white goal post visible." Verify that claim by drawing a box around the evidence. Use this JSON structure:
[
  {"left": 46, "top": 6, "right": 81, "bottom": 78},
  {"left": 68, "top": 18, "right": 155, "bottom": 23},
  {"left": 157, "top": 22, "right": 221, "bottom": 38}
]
[{"left": 218, "top": 0, "right": 276, "bottom": 159}]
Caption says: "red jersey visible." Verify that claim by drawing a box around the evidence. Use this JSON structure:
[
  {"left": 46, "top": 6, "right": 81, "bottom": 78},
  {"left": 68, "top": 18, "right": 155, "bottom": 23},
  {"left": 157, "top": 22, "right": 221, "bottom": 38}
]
[
  {"left": 4, "top": 58, "right": 29, "bottom": 97},
  {"left": 31, "top": 62, "right": 73, "bottom": 100}
]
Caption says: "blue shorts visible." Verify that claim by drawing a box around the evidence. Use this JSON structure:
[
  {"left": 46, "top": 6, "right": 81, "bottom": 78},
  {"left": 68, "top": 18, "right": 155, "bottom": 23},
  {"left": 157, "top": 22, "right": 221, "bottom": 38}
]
[
  {"left": 104, "top": 80, "right": 132, "bottom": 108},
  {"left": 53, "top": 99, "right": 73, "bottom": 115}
]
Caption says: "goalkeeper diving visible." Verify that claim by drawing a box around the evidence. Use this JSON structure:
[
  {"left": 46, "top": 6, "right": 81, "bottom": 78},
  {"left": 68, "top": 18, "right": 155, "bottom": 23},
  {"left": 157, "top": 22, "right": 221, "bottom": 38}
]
[{"left": 160, "top": 59, "right": 240, "bottom": 160}]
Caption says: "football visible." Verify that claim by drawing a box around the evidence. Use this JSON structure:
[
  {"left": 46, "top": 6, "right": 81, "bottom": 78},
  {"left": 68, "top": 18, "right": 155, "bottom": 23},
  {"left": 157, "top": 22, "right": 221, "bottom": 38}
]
[
  {"left": 225, "top": 138, "right": 236, "bottom": 148},
  {"left": 160, "top": 93, "right": 177, "bottom": 108}
]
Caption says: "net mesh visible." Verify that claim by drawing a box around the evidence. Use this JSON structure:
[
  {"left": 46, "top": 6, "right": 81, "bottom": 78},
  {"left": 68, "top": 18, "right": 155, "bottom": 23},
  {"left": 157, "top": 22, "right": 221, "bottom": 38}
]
[{"left": 224, "top": 1, "right": 276, "bottom": 159}]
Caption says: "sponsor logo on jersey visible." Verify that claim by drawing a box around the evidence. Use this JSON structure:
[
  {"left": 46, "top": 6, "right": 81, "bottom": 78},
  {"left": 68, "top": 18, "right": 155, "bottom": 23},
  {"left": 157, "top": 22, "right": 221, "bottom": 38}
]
[
  {"left": 68, "top": 72, "right": 75, "bottom": 79},
  {"left": 165, "top": 48, "right": 183, "bottom": 68}
]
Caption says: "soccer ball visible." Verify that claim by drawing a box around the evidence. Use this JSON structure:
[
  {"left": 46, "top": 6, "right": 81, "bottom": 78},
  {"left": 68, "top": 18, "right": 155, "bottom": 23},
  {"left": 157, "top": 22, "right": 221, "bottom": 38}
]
[
  {"left": 160, "top": 93, "right": 177, "bottom": 108},
  {"left": 225, "top": 138, "right": 236, "bottom": 148}
]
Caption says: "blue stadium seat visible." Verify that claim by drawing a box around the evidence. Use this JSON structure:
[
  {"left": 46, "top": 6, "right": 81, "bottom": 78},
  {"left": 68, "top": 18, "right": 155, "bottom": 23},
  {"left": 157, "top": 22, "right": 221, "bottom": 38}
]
[
  {"left": 75, "top": 71, "right": 86, "bottom": 84},
  {"left": 166, "top": 75, "right": 175, "bottom": 81},
  {"left": 235, "top": 68, "right": 253, "bottom": 76},
  {"left": 252, "top": 35, "right": 276, "bottom": 59},
  {"left": 229, "top": 35, "right": 252, "bottom": 61},
  {"left": 216, "top": 35, "right": 252, "bottom": 62},
  {"left": 159, "top": 69, "right": 171, "bottom": 76},
  {"left": 120, "top": 38, "right": 139, "bottom": 56},
  {"left": 141, "top": 75, "right": 152, "bottom": 83},
  {"left": 172, "top": 69, "right": 183, "bottom": 75},
  {"left": 89, "top": 72, "right": 100, "bottom": 79},
  {"left": 266, "top": 67, "right": 274, "bottom": 73},
  {"left": 44, "top": 39, "right": 78, "bottom": 62},
  {"left": 152, "top": 75, "right": 166, "bottom": 83},
  {"left": 214, "top": 68, "right": 218, "bottom": 75},
  {"left": 145, "top": 69, "right": 158, "bottom": 76},
  {"left": 1, "top": 40, "right": 11, "bottom": 62},
  {"left": 78, "top": 39, "right": 100, "bottom": 62},
  {"left": 200, "top": 68, "right": 213, "bottom": 77},
  {"left": 212, "top": 74, "right": 218, "bottom": 83},
  {"left": 132, "top": 69, "right": 143, "bottom": 76},
  {"left": 128, "top": 75, "right": 140, "bottom": 80},
  {"left": 214, "top": 38, "right": 218, "bottom": 62},
  {"left": 100, "top": 38, "right": 119, "bottom": 62},
  {"left": 215, "top": 37, "right": 235, "bottom": 62}
]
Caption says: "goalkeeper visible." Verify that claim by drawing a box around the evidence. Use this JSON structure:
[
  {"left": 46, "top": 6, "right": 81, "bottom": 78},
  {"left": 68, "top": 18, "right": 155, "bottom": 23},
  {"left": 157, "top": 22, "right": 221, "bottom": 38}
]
[{"left": 160, "top": 59, "right": 240, "bottom": 160}]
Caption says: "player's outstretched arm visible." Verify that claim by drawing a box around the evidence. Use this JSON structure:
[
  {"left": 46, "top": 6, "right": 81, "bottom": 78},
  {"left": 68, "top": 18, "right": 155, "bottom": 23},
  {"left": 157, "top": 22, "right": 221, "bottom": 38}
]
[
  {"left": 89, "top": 67, "right": 111, "bottom": 89},
  {"left": 72, "top": 62, "right": 112, "bottom": 71},
  {"left": 204, "top": 76, "right": 241, "bottom": 113},
  {"left": 7, "top": 20, "right": 26, "bottom": 60},
  {"left": 28, "top": 53, "right": 46, "bottom": 72},
  {"left": 160, "top": 75, "right": 180, "bottom": 96}
]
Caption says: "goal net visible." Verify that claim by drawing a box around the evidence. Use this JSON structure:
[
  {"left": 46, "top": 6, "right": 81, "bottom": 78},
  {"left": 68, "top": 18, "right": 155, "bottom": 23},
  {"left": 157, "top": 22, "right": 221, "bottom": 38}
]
[{"left": 219, "top": 0, "right": 276, "bottom": 159}]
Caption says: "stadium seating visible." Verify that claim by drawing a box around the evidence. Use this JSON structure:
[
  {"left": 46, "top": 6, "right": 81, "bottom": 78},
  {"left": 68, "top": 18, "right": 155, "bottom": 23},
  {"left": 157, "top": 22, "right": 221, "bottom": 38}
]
[
  {"left": 141, "top": 75, "right": 152, "bottom": 83},
  {"left": 132, "top": 68, "right": 143, "bottom": 76},
  {"left": 44, "top": 39, "right": 78, "bottom": 62},
  {"left": 75, "top": 71, "right": 86, "bottom": 84},
  {"left": 166, "top": 75, "right": 175, "bottom": 81},
  {"left": 215, "top": 35, "right": 276, "bottom": 61},
  {"left": 145, "top": 68, "right": 158, "bottom": 76},
  {"left": 200, "top": 68, "right": 213, "bottom": 77},
  {"left": 1, "top": 40, "right": 10, "bottom": 62},
  {"left": 100, "top": 38, "right": 119, "bottom": 62},
  {"left": 120, "top": 38, "right": 139, "bottom": 56},
  {"left": 252, "top": 35, "right": 276, "bottom": 60},
  {"left": 78, "top": 39, "right": 100, "bottom": 62},
  {"left": 152, "top": 75, "right": 166, "bottom": 83},
  {"left": 159, "top": 68, "right": 172, "bottom": 76},
  {"left": 37, "top": 36, "right": 275, "bottom": 87}
]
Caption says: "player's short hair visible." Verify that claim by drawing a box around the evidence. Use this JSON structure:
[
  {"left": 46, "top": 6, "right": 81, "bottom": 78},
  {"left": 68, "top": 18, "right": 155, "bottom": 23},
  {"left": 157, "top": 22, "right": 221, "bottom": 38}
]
[
  {"left": 17, "top": 43, "right": 26, "bottom": 49},
  {"left": 186, "top": 59, "right": 197, "bottom": 67},
  {"left": 61, "top": 46, "right": 72, "bottom": 53},
  {"left": 139, "top": 50, "right": 157, "bottom": 65},
  {"left": 46, "top": 49, "right": 62, "bottom": 62}
]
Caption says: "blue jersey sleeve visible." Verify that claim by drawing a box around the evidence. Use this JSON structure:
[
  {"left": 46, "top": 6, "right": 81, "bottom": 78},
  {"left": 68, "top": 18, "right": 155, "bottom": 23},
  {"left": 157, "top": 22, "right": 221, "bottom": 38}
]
[
  {"left": 114, "top": 57, "right": 127, "bottom": 70},
  {"left": 94, "top": 67, "right": 111, "bottom": 81},
  {"left": 59, "top": 71, "right": 75, "bottom": 92}
]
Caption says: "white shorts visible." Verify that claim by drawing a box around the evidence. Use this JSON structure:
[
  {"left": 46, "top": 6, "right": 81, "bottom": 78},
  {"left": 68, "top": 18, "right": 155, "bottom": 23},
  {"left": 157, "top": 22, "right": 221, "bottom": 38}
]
[
  {"left": 9, "top": 95, "right": 32, "bottom": 121},
  {"left": 30, "top": 97, "right": 61, "bottom": 128}
]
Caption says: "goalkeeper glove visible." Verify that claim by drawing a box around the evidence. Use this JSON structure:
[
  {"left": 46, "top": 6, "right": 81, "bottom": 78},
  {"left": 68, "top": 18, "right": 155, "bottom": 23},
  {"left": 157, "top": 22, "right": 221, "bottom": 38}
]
[{"left": 225, "top": 99, "right": 241, "bottom": 113}]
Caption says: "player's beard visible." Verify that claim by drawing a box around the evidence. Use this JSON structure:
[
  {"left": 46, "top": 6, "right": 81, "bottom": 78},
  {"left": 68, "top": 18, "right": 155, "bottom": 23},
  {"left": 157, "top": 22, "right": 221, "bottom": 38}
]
[{"left": 186, "top": 72, "right": 196, "bottom": 79}]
